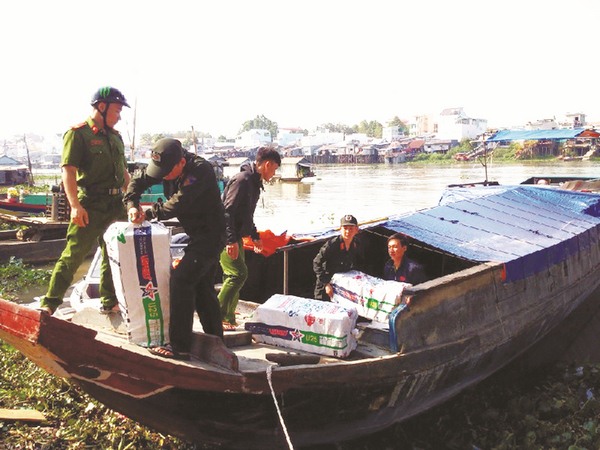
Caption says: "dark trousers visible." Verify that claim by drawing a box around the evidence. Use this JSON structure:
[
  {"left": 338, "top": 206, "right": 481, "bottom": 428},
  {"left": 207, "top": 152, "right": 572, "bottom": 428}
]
[{"left": 169, "top": 240, "right": 223, "bottom": 352}]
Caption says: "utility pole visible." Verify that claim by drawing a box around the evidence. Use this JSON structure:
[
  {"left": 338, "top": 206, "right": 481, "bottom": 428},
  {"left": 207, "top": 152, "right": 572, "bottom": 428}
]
[
  {"left": 23, "top": 134, "right": 34, "bottom": 185},
  {"left": 191, "top": 126, "right": 198, "bottom": 154},
  {"left": 130, "top": 97, "right": 137, "bottom": 161}
]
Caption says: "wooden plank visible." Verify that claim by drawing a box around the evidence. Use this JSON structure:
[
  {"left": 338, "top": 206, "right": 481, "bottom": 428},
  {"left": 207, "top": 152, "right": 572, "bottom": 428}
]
[{"left": 0, "top": 408, "right": 46, "bottom": 422}]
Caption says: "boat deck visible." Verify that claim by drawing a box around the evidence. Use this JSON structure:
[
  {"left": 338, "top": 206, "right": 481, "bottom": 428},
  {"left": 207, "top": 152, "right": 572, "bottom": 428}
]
[{"left": 49, "top": 299, "right": 393, "bottom": 375}]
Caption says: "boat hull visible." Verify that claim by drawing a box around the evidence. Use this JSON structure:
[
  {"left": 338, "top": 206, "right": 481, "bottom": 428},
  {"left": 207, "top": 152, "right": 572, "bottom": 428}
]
[
  {"left": 2, "top": 184, "right": 600, "bottom": 447},
  {"left": 2, "top": 255, "right": 600, "bottom": 448}
]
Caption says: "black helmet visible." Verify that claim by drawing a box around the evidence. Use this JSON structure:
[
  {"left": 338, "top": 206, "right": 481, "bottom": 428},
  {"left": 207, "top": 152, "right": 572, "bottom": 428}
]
[{"left": 91, "top": 86, "right": 130, "bottom": 108}]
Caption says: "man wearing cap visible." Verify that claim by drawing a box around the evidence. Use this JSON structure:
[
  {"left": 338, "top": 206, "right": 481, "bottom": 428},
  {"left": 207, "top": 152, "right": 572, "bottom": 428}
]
[
  {"left": 312, "top": 214, "right": 368, "bottom": 301},
  {"left": 125, "top": 138, "right": 226, "bottom": 359},
  {"left": 39, "top": 86, "right": 130, "bottom": 315}
]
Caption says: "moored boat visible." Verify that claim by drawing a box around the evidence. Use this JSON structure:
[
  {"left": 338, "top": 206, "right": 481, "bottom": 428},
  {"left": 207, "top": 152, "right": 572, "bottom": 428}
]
[
  {"left": 0, "top": 198, "right": 47, "bottom": 216},
  {"left": 274, "top": 156, "right": 316, "bottom": 182},
  {"left": 1, "top": 182, "right": 600, "bottom": 448}
]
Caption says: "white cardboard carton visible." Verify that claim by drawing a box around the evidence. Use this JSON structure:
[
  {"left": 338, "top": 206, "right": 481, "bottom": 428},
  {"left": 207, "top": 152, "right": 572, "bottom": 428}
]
[
  {"left": 104, "top": 221, "right": 171, "bottom": 347},
  {"left": 330, "top": 270, "right": 410, "bottom": 323},
  {"left": 245, "top": 294, "right": 358, "bottom": 358}
]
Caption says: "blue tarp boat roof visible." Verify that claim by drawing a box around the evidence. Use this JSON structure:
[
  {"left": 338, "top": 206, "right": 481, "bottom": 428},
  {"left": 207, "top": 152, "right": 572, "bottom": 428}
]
[
  {"left": 379, "top": 185, "right": 600, "bottom": 282},
  {"left": 486, "top": 128, "right": 596, "bottom": 142}
]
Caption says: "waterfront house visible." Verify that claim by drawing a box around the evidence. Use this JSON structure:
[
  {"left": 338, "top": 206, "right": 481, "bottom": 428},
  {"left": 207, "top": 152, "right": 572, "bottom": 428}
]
[{"left": 0, "top": 155, "right": 31, "bottom": 185}]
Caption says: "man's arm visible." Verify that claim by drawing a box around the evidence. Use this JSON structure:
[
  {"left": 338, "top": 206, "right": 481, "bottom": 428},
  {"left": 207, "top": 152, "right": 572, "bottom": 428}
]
[{"left": 62, "top": 165, "right": 88, "bottom": 227}]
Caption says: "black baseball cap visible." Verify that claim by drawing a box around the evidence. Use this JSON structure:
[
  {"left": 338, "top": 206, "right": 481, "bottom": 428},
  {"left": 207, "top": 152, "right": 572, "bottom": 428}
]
[
  {"left": 340, "top": 214, "right": 358, "bottom": 226},
  {"left": 147, "top": 138, "right": 184, "bottom": 179}
]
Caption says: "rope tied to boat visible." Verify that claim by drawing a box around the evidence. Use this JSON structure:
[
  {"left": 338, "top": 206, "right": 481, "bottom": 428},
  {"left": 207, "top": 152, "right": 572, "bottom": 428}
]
[{"left": 266, "top": 364, "right": 294, "bottom": 450}]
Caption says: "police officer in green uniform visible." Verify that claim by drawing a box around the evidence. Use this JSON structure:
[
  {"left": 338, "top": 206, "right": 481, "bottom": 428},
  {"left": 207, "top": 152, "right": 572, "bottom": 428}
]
[{"left": 39, "top": 86, "right": 131, "bottom": 315}]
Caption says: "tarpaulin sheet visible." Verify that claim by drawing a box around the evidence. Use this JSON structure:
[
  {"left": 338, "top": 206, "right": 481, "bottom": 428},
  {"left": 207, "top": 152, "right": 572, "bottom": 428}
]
[{"left": 380, "top": 185, "right": 600, "bottom": 282}]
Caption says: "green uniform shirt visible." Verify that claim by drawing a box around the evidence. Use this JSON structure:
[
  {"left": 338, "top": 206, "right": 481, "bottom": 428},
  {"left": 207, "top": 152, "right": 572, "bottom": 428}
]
[{"left": 61, "top": 117, "right": 127, "bottom": 190}]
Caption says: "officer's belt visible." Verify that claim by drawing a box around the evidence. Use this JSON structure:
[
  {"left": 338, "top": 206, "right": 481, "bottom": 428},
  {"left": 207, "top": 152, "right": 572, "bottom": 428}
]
[{"left": 81, "top": 187, "right": 122, "bottom": 196}]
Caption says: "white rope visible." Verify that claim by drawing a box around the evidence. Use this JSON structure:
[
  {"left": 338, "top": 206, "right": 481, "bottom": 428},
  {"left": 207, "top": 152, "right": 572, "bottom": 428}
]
[{"left": 266, "top": 364, "right": 295, "bottom": 450}]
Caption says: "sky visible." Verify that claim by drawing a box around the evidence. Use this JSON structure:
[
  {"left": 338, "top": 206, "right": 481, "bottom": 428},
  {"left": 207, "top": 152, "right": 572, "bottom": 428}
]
[{"left": 1, "top": 0, "right": 598, "bottom": 144}]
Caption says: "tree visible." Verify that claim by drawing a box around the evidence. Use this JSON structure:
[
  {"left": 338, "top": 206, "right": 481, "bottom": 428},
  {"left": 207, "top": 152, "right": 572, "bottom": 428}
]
[
  {"left": 388, "top": 116, "right": 409, "bottom": 135},
  {"left": 356, "top": 120, "right": 383, "bottom": 138},
  {"left": 239, "top": 115, "right": 278, "bottom": 141}
]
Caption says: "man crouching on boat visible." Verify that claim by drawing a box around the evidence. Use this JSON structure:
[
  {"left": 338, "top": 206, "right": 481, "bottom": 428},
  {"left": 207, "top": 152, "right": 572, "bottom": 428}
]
[
  {"left": 125, "top": 138, "right": 226, "bottom": 360},
  {"left": 313, "top": 214, "right": 368, "bottom": 301}
]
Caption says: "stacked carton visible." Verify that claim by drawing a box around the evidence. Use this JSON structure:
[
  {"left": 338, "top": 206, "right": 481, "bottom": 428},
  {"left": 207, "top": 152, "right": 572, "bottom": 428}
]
[
  {"left": 104, "top": 221, "right": 171, "bottom": 347},
  {"left": 245, "top": 294, "right": 358, "bottom": 358},
  {"left": 330, "top": 270, "right": 410, "bottom": 322}
]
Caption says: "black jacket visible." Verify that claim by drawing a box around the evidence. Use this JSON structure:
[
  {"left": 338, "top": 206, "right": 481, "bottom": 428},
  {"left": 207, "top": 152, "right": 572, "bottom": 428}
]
[
  {"left": 221, "top": 163, "right": 262, "bottom": 244},
  {"left": 313, "top": 234, "right": 367, "bottom": 300},
  {"left": 124, "top": 152, "right": 225, "bottom": 253}
]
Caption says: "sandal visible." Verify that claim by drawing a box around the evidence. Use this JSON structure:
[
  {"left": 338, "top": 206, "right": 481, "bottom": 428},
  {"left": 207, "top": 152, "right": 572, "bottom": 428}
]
[
  {"left": 100, "top": 304, "right": 121, "bottom": 315},
  {"left": 148, "top": 344, "right": 190, "bottom": 361},
  {"left": 222, "top": 322, "right": 238, "bottom": 332},
  {"left": 36, "top": 306, "right": 54, "bottom": 315}
]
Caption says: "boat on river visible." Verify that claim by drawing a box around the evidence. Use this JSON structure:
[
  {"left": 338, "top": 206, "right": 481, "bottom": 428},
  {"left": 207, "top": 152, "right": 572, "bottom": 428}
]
[
  {"left": 0, "top": 196, "right": 47, "bottom": 216},
  {"left": 2, "top": 182, "right": 600, "bottom": 448},
  {"left": 274, "top": 156, "right": 316, "bottom": 182}
]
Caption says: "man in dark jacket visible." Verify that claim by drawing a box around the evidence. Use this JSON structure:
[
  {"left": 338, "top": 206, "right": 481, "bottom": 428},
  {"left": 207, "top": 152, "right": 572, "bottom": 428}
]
[
  {"left": 219, "top": 147, "right": 281, "bottom": 329},
  {"left": 313, "top": 214, "right": 368, "bottom": 301},
  {"left": 125, "top": 138, "right": 225, "bottom": 359},
  {"left": 383, "top": 233, "right": 427, "bottom": 285}
]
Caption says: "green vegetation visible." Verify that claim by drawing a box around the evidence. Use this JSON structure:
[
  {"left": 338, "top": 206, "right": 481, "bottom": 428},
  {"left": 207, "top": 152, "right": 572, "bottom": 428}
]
[
  {"left": 0, "top": 258, "right": 51, "bottom": 301},
  {"left": 240, "top": 114, "right": 279, "bottom": 141},
  {"left": 355, "top": 362, "right": 600, "bottom": 450},
  {"left": 0, "top": 342, "right": 197, "bottom": 449}
]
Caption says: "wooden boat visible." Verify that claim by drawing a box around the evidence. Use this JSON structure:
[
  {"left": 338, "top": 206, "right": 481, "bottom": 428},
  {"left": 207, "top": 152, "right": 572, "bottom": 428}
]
[
  {"left": 0, "top": 198, "right": 47, "bottom": 216},
  {"left": 2, "top": 183, "right": 600, "bottom": 448},
  {"left": 275, "top": 156, "right": 316, "bottom": 182},
  {"left": 0, "top": 211, "right": 71, "bottom": 264}
]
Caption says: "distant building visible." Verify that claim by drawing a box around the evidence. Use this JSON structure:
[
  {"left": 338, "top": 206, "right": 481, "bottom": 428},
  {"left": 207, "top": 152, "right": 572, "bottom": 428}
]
[
  {"left": 300, "top": 131, "right": 346, "bottom": 155},
  {"left": 560, "top": 113, "right": 586, "bottom": 129},
  {"left": 407, "top": 114, "right": 437, "bottom": 137},
  {"left": 424, "top": 139, "right": 458, "bottom": 154},
  {"left": 277, "top": 128, "right": 304, "bottom": 147},
  {"left": 382, "top": 125, "right": 405, "bottom": 142},
  {"left": 235, "top": 129, "right": 272, "bottom": 147},
  {"left": 436, "top": 107, "right": 487, "bottom": 141},
  {"left": 525, "top": 118, "right": 558, "bottom": 130}
]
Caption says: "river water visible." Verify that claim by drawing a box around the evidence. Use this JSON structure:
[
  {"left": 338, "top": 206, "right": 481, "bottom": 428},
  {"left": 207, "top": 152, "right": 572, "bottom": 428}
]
[{"left": 255, "top": 161, "right": 600, "bottom": 234}]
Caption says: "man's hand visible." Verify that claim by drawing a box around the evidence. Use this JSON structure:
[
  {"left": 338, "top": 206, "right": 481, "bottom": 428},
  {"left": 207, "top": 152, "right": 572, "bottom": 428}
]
[
  {"left": 70, "top": 205, "right": 89, "bottom": 227},
  {"left": 325, "top": 283, "right": 333, "bottom": 298},
  {"left": 226, "top": 242, "right": 239, "bottom": 260},
  {"left": 253, "top": 238, "right": 263, "bottom": 254},
  {"left": 128, "top": 206, "right": 145, "bottom": 224}
]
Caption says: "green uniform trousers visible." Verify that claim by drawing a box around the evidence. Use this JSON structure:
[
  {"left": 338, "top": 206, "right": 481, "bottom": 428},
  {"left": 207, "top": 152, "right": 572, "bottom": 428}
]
[
  {"left": 218, "top": 239, "right": 248, "bottom": 325},
  {"left": 41, "top": 194, "right": 126, "bottom": 311}
]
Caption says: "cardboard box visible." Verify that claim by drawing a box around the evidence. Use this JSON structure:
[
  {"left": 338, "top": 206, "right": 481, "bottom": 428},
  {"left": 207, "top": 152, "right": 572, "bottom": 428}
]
[
  {"left": 245, "top": 294, "right": 358, "bottom": 358},
  {"left": 330, "top": 270, "right": 411, "bottom": 323},
  {"left": 104, "top": 221, "right": 171, "bottom": 347}
]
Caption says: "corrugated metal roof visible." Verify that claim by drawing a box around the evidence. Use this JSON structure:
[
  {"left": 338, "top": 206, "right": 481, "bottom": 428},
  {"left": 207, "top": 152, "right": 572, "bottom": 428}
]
[{"left": 487, "top": 128, "right": 600, "bottom": 141}]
